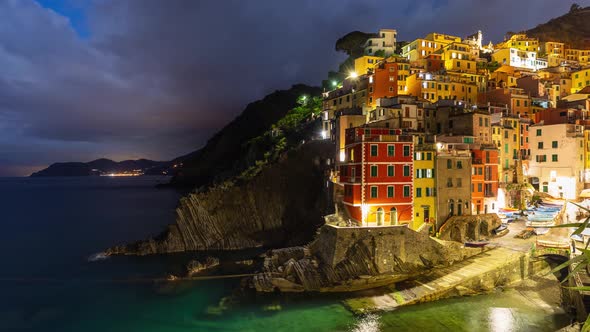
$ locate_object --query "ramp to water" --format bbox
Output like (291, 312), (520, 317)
(345, 247), (550, 314)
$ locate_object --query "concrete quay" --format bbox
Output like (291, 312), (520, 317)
(344, 246), (551, 314)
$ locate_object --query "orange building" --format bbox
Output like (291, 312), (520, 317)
(367, 57), (410, 107)
(471, 147), (499, 215)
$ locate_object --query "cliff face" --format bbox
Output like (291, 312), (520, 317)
(106, 140), (335, 255)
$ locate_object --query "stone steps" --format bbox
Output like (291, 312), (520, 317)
(344, 247), (539, 314)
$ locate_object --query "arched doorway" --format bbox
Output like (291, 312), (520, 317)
(450, 225), (462, 242)
(458, 199), (463, 216)
(390, 207), (398, 226)
(376, 208), (384, 226)
(479, 220), (488, 237)
(449, 199), (454, 216)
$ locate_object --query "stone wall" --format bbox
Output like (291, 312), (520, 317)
(438, 213), (502, 243)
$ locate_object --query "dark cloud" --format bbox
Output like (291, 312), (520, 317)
(0, 0), (586, 175)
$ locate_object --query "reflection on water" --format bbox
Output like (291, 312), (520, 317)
(489, 307), (515, 332)
(351, 314), (380, 332)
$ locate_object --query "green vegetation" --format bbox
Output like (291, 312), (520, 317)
(237, 95), (322, 181)
(526, 3), (590, 48)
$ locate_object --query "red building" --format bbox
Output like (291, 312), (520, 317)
(340, 127), (414, 226)
(471, 147), (499, 214)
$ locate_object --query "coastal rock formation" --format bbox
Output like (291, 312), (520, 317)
(186, 257), (220, 276)
(251, 224), (486, 293)
(106, 140), (334, 255)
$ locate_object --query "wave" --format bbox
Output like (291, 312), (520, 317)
(350, 313), (380, 332)
(88, 252), (109, 262)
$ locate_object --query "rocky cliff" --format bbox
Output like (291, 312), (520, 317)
(106, 140), (335, 255)
(251, 224), (486, 293)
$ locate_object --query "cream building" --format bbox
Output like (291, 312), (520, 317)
(528, 123), (585, 199)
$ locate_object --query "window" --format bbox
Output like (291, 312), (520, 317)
(370, 165), (378, 177)
(403, 165), (410, 177)
(426, 153), (432, 160)
(403, 145), (410, 156)
(403, 185), (410, 197)
(479, 117), (483, 126)
(457, 178), (462, 187)
(536, 129), (542, 136)
(447, 178), (453, 187)
(478, 183), (482, 192)
(457, 161), (463, 169)
(370, 145), (378, 156)
(416, 188), (422, 197)
(447, 159), (452, 169)
(387, 165), (394, 177)
(552, 154), (558, 162)
(387, 145), (395, 156)
(370, 186), (378, 198)
(538, 142), (543, 149)
(415, 152), (422, 160)
(552, 141), (558, 148)
(387, 186), (394, 197)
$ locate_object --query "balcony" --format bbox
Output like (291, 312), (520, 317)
(472, 158), (483, 165)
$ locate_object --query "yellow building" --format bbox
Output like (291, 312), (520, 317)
(413, 141), (436, 231)
(540, 41), (565, 57)
(571, 68), (590, 93)
(584, 129), (590, 183)
(354, 55), (385, 76)
(406, 72), (479, 104)
(491, 48), (546, 71)
(566, 48), (590, 65)
(496, 116), (521, 183)
(402, 33), (461, 62)
(439, 42), (477, 73)
(496, 34), (539, 52)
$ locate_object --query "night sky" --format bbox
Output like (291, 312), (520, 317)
(0, 0), (586, 176)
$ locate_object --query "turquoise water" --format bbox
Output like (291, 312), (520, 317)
(0, 177), (571, 331)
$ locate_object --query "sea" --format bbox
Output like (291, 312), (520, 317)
(0, 176), (572, 331)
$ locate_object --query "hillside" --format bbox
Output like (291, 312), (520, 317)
(30, 158), (168, 177)
(170, 84), (321, 187)
(525, 4), (590, 48)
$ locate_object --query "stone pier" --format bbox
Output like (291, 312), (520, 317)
(345, 246), (551, 314)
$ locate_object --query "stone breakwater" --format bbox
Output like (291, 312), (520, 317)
(106, 141), (335, 255)
(250, 224), (487, 293)
(344, 247), (552, 313)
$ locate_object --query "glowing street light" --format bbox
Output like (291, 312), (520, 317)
(349, 71), (358, 79)
(331, 81), (338, 87)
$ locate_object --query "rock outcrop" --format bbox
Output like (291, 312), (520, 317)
(106, 140), (334, 255)
(251, 224), (486, 293)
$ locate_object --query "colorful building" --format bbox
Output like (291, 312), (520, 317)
(491, 48), (547, 71)
(406, 72), (479, 104)
(367, 57), (410, 107)
(413, 139), (437, 230)
(354, 55), (385, 76)
(434, 142), (472, 230)
(571, 68), (590, 93)
(340, 127), (414, 226)
(528, 123), (584, 199)
(363, 29), (397, 56)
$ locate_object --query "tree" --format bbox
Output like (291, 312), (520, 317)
(570, 3), (581, 12)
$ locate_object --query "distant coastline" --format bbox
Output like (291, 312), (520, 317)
(30, 158), (176, 177)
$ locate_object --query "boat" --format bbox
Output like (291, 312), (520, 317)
(533, 228), (549, 235)
(571, 234), (584, 242)
(465, 241), (489, 248)
(526, 220), (556, 227)
(493, 224), (508, 236)
(497, 213), (507, 219)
